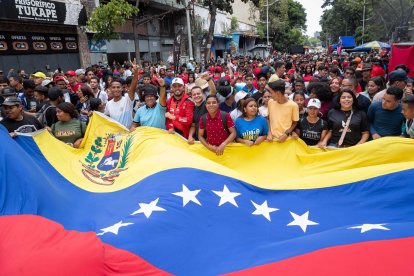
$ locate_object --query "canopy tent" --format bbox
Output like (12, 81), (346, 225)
(349, 41), (391, 52)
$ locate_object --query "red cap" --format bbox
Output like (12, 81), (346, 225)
(54, 76), (66, 82)
(215, 66), (223, 73)
(332, 60), (338, 65)
(65, 70), (76, 76)
(253, 67), (261, 77)
(209, 66), (215, 72)
(287, 69), (296, 74)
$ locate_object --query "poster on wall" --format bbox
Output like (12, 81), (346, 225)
(0, 32), (78, 54)
(0, 0), (87, 26)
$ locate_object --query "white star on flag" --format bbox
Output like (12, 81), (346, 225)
(287, 211), (319, 233)
(172, 184), (202, 206)
(97, 220), (133, 236)
(212, 185), (241, 207)
(251, 200), (279, 221)
(348, 223), (390, 233)
(131, 198), (166, 218)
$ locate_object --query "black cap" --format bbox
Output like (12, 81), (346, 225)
(142, 86), (158, 99)
(218, 77), (230, 87)
(1, 87), (16, 97)
(1, 96), (22, 106)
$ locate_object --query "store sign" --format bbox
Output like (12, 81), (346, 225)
(0, 0), (87, 26)
(0, 32), (79, 54)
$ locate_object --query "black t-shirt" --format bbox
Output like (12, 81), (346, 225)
(327, 109), (369, 147)
(192, 101), (207, 140)
(297, 117), (328, 146)
(1, 114), (43, 133)
(358, 78), (368, 92)
(252, 91), (264, 105)
(39, 103), (58, 127)
(219, 101), (236, 113)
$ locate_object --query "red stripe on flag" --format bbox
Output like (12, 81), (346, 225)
(0, 215), (172, 276)
(227, 237), (414, 276)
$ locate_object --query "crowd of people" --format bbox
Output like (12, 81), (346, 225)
(1, 51), (413, 154)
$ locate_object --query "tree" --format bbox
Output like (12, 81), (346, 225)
(320, 0), (414, 45)
(201, 0), (260, 61)
(87, 0), (139, 41)
(259, 0), (307, 51)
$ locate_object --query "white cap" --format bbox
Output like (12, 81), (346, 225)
(235, 91), (248, 105)
(75, 69), (85, 75)
(307, 98), (321, 109)
(41, 79), (54, 87)
(171, 77), (184, 86)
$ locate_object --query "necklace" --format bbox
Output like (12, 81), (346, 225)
(305, 117), (319, 131)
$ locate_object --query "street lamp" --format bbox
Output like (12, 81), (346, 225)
(265, 0), (277, 49)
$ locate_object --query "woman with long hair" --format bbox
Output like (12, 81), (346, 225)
(302, 65), (313, 82)
(51, 102), (86, 148)
(360, 76), (386, 101)
(320, 89), (369, 148)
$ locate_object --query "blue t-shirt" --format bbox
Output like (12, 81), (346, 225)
(235, 115), (268, 142)
(367, 101), (404, 137)
(133, 101), (166, 129)
(164, 76), (174, 86)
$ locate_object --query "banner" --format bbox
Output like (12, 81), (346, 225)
(172, 29), (182, 76)
(389, 44), (414, 78)
(1, 113), (414, 275)
(0, 32), (78, 55)
(0, 0), (87, 26)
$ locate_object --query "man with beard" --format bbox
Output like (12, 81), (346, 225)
(166, 77), (194, 138)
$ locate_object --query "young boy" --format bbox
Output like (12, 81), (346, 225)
(402, 95), (414, 138)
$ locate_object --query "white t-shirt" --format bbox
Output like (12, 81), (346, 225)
(95, 90), (108, 104)
(104, 95), (133, 128)
(230, 109), (242, 122)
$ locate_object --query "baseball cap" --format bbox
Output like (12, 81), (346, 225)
(65, 70), (76, 77)
(361, 63), (372, 71)
(218, 77), (230, 87)
(31, 72), (47, 79)
(307, 98), (321, 109)
(1, 87), (17, 97)
(234, 91), (248, 105)
(1, 96), (22, 106)
(389, 70), (408, 82)
(217, 86), (234, 99)
(42, 79), (54, 87)
(75, 69), (85, 76)
(171, 77), (184, 86)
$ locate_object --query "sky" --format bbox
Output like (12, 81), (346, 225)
(296, 0), (325, 37)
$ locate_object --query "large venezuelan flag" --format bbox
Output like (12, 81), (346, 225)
(1, 112), (414, 275)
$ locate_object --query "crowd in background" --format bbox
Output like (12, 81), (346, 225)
(1, 51), (413, 154)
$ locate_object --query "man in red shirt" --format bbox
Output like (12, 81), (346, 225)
(166, 77), (194, 138)
(65, 70), (82, 93)
(198, 95), (236, 155)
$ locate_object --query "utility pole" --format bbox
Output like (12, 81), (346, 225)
(133, 0), (140, 63)
(185, 0), (193, 59)
(362, 0), (366, 44)
(264, 0), (277, 54)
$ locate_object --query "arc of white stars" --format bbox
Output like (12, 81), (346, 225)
(172, 184), (202, 206)
(287, 211), (319, 233)
(130, 198), (166, 218)
(97, 220), (133, 236)
(348, 223), (390, 233)
(251, 200), (279, 221)
(212, 185), (241, 207)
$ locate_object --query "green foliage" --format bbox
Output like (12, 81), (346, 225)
(320, 0), (414, 44)
(256, 22), (265, 39)
(119, 135), (134, 169)
(87, 0), (139, 41)
(259, 0), (307, 51)
(230, 17), (239, 32)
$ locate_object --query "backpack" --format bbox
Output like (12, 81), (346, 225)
(202, 111), (230, 135)
(36, 104), (55, 126)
